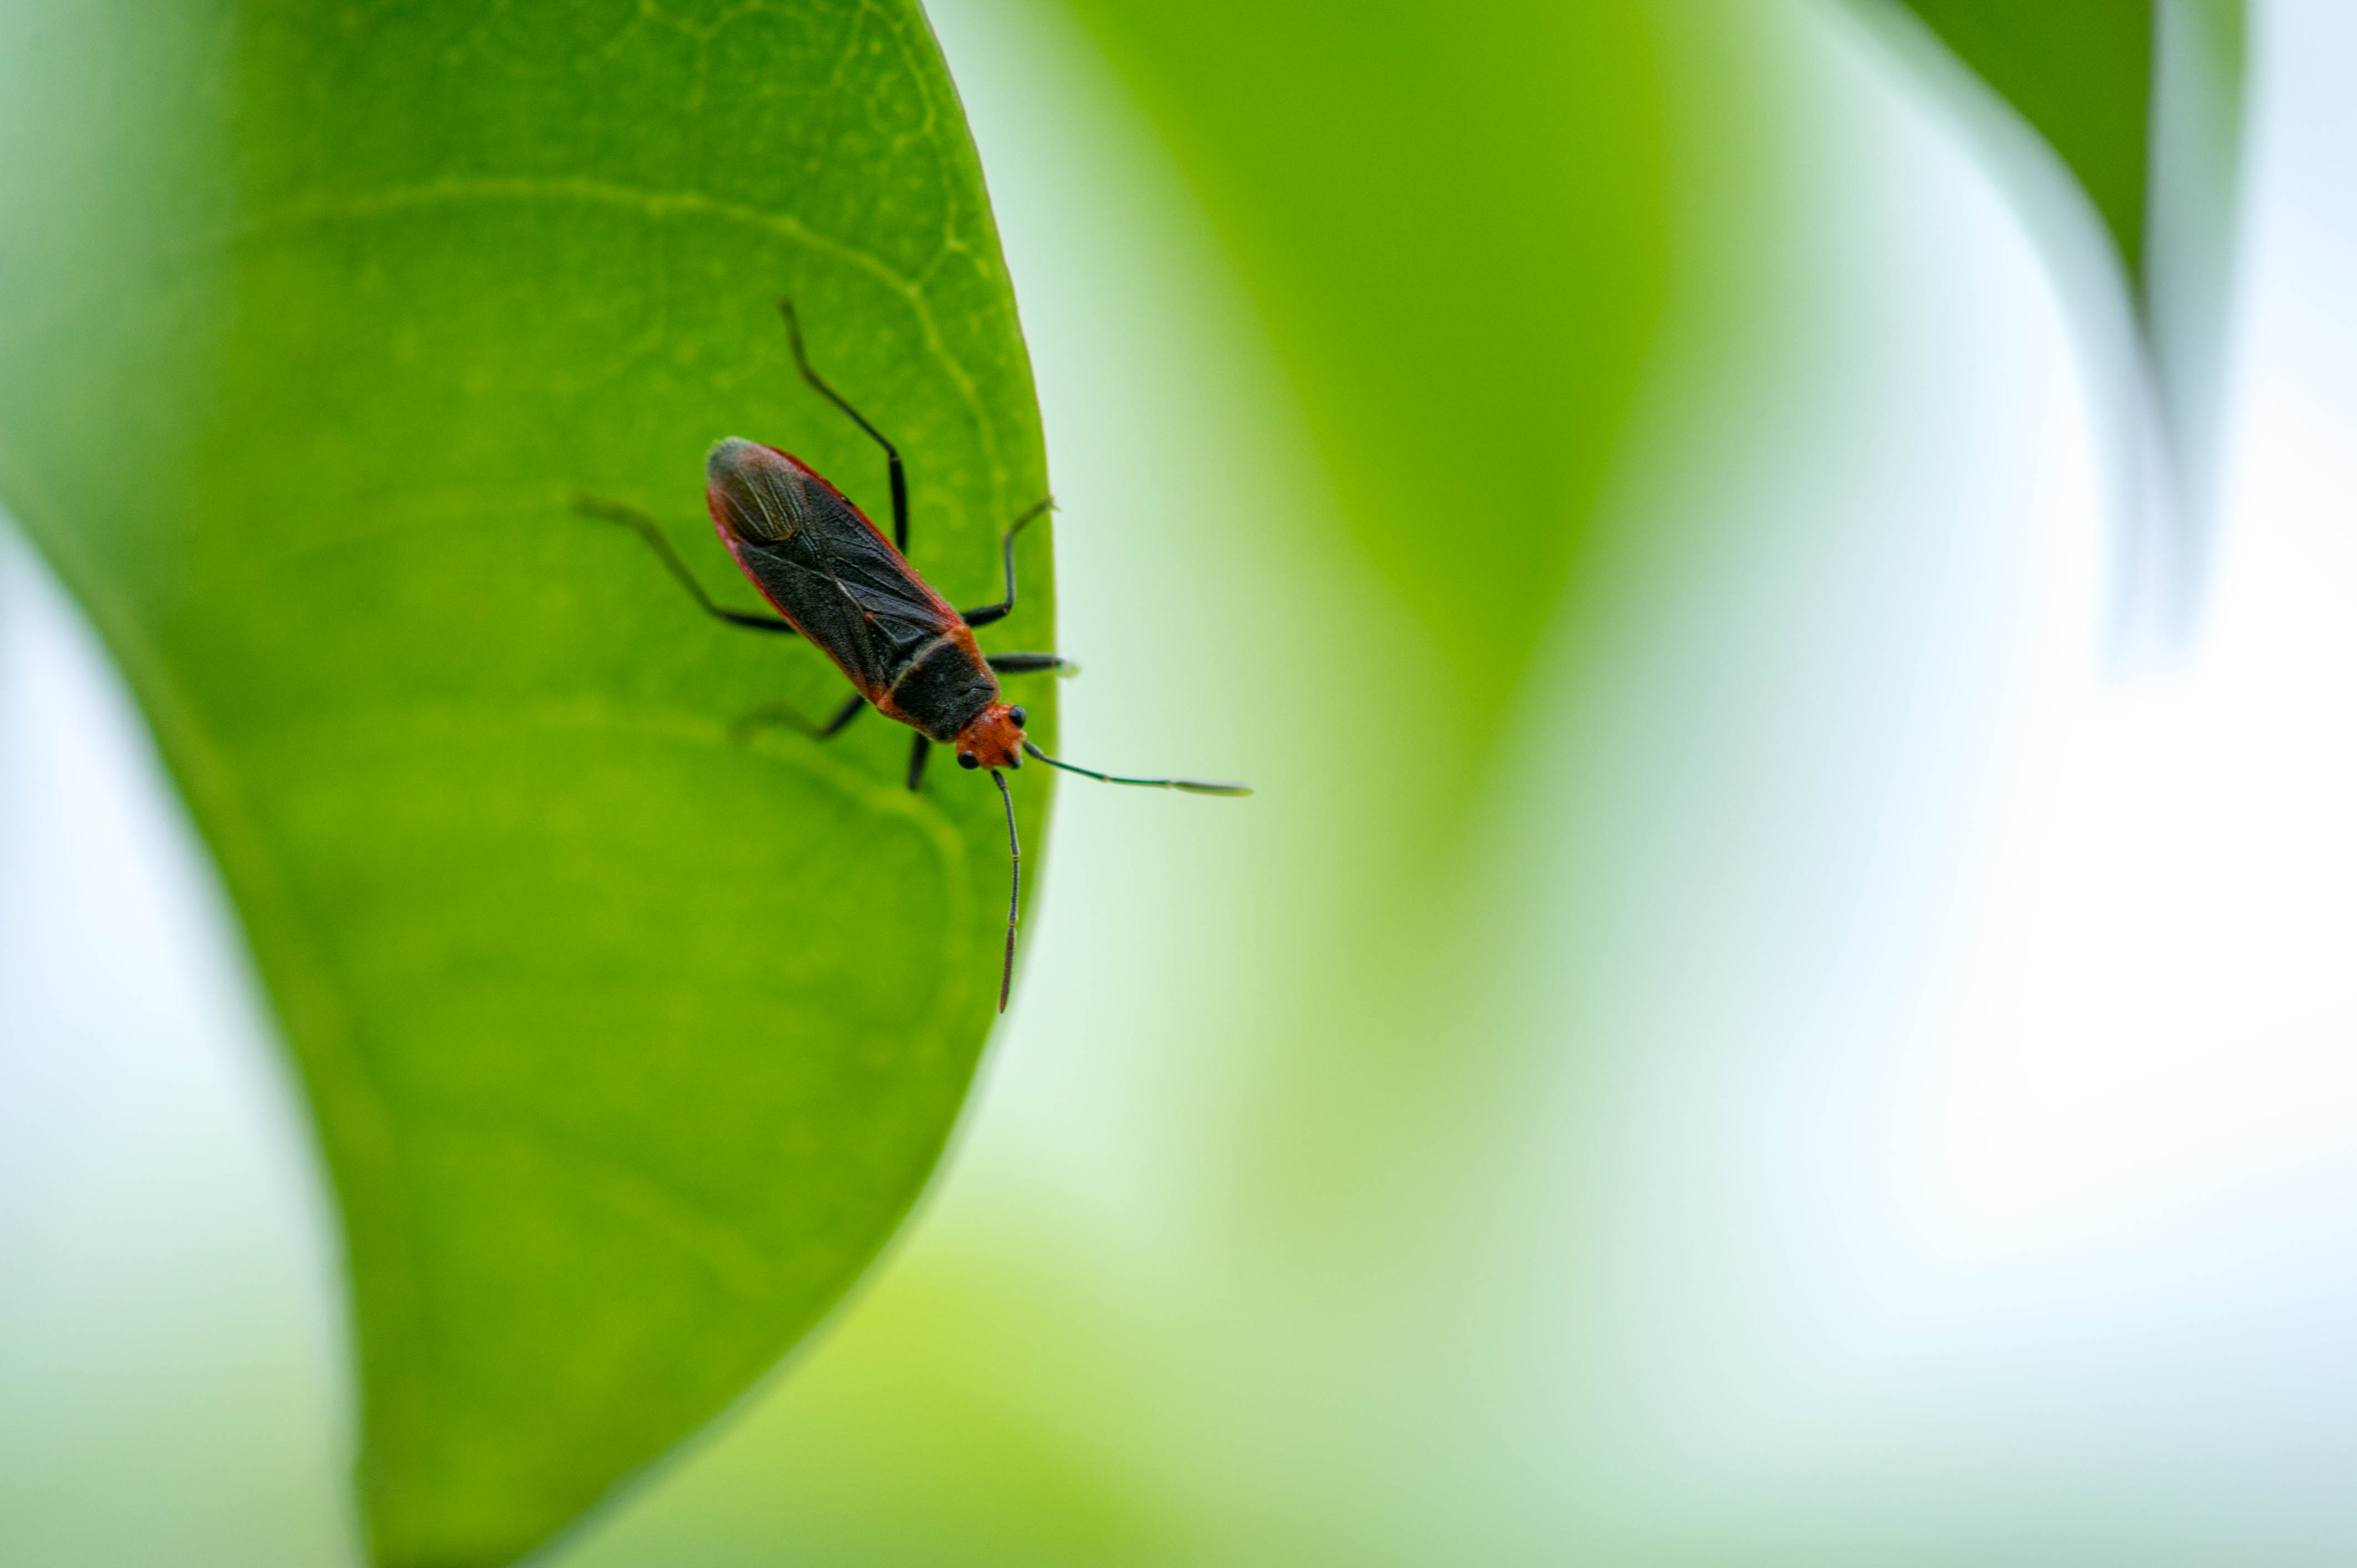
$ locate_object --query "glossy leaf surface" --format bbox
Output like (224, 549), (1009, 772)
(0, 1), (1051, 1563)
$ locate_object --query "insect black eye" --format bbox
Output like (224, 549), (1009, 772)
(958, 751), (979, 770)
(1008, 706), (1027, 728)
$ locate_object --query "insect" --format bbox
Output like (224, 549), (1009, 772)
(580, 300), (1248, 1013)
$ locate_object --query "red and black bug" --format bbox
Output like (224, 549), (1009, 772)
(581, 300), (1247, 1012)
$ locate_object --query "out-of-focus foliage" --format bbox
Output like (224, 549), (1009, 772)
(1877, 1), (2245, 314)
(1057, 0), (1672, 741)
(1867, 0), (2247, 642)
(0, 1), (1048, 1563)
(1889, 0), (2157, 282)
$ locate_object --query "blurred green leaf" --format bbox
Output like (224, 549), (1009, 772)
(1890, 0), (2157, 284)
(1053, 0), (1671, 737)
(0, 1), (1048, 1564)
(1867, 0), (2246, 639)
(1870, 2), (2246, 326)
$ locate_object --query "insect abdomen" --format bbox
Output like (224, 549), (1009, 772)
(884, 632), (999, 741)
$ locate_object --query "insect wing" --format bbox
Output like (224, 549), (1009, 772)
(717, 456), (961, 700)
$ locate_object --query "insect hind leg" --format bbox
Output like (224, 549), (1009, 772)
(779, 299), (910, 553)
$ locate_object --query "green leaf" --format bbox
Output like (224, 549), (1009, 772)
(1867, 0), (2246, 351)
(0, 1), (1048, 1564)
(1886, 0), (2158, 285)
(1053, 0), (1671, 738)
(1861, 1), (2247, 640)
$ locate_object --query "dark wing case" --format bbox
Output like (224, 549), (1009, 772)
(721, 469), (960, 701)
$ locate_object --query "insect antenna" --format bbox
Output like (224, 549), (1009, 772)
(1020, 741), (1252, 796)
(992, 769), (1020, 1013)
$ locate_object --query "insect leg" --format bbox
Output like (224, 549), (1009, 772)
(985, 652), (1079, 676)
(576, 494), (800, 635)
(960, 498), (1052, 628)
(1020, 740), (1251, 796)
(956, 497), (1051, 627)
(906, 732), (932, 793)
(779, 299), (910, 553)
(992, 768), (1020, 1012)
(730, 693), (867, 745)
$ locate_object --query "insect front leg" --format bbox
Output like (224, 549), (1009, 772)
(576, 494), (801, 635)
(730, 692), (867, 746)
(960, 498), (1052, 628)
(906, 733), (932, 793)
